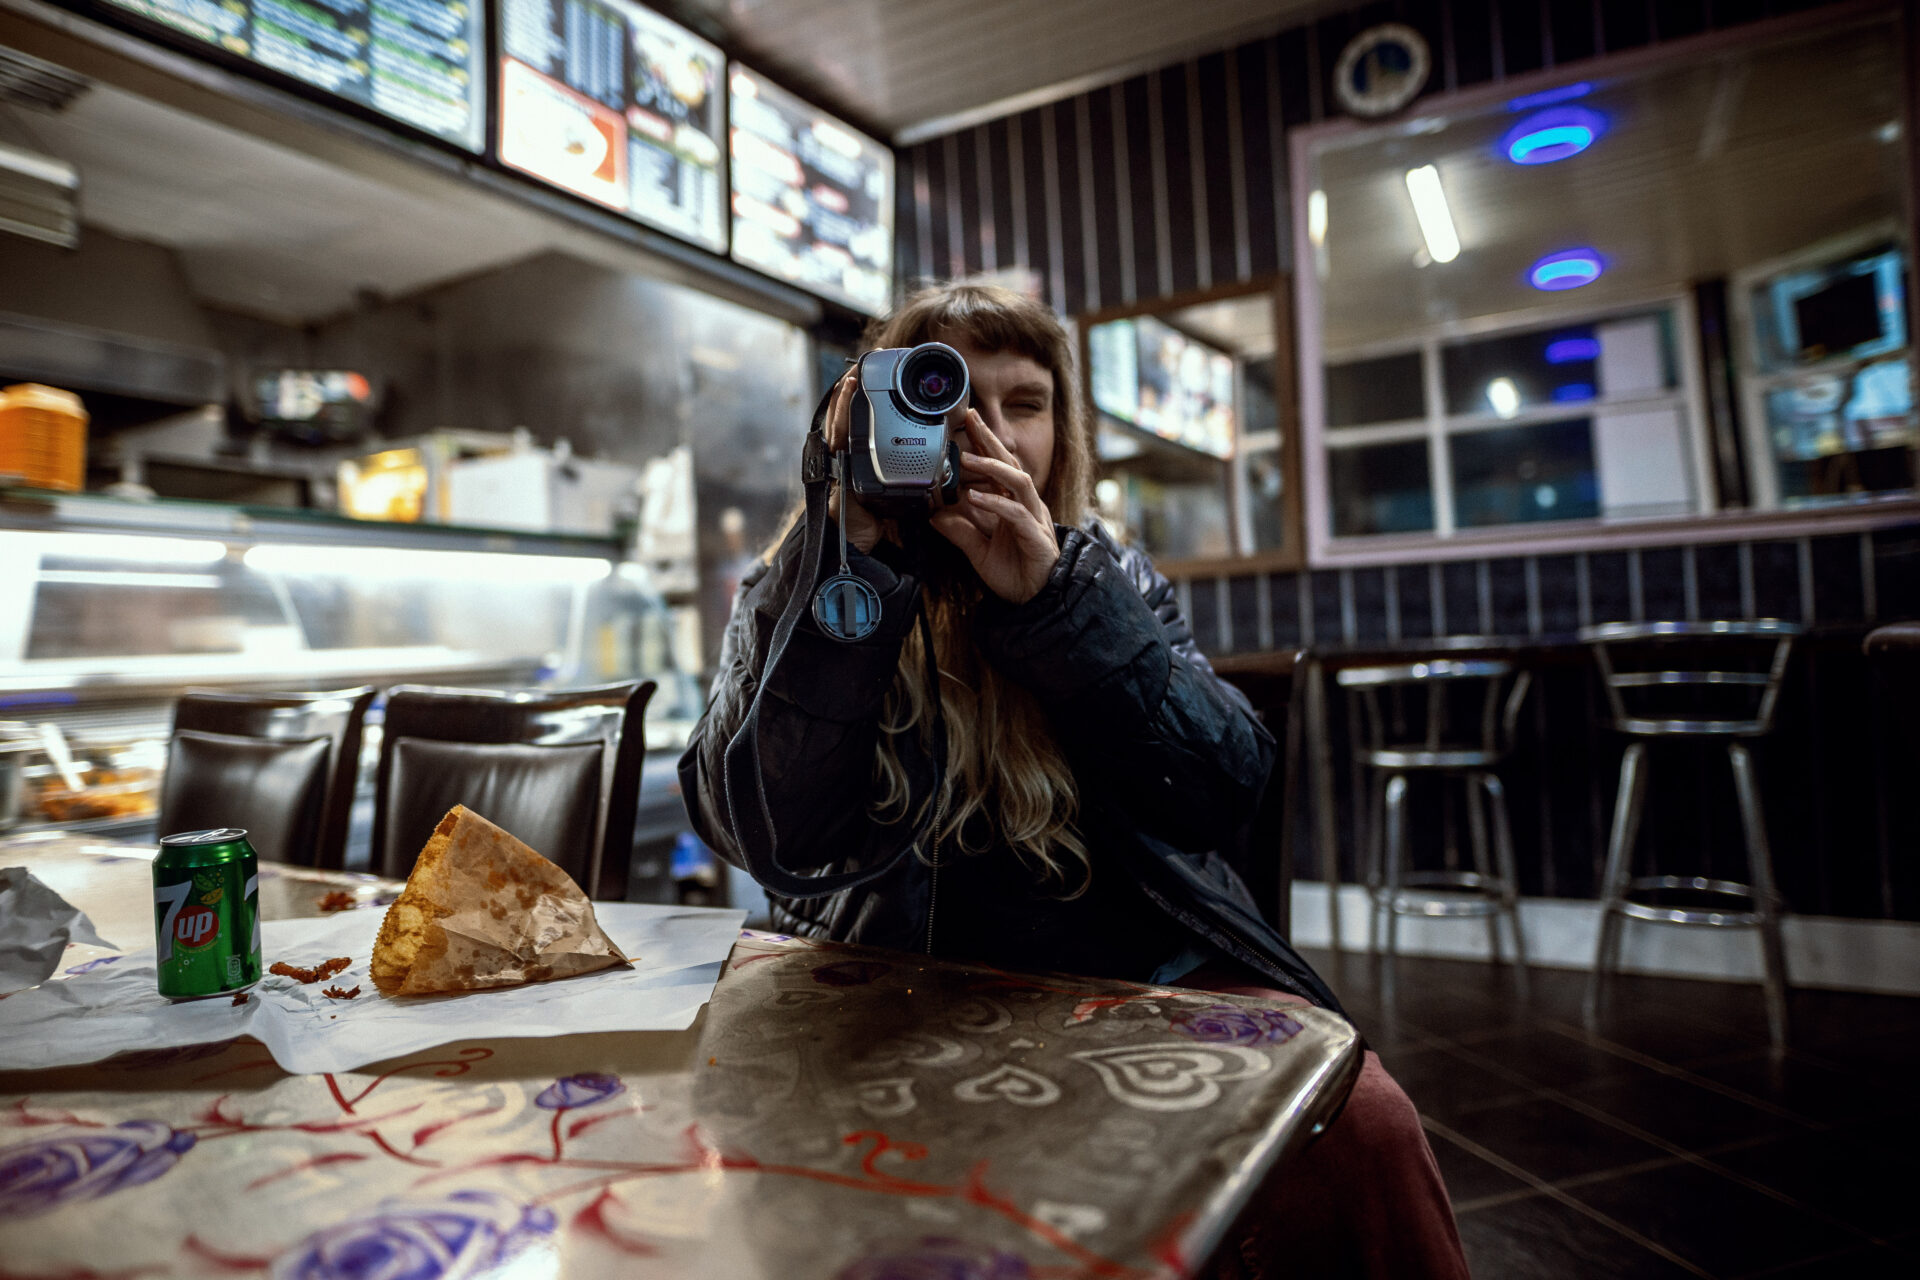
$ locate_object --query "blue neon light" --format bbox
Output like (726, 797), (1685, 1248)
(1507, 82), (1594, 111)
(1551, 382), (1596, 402)
(1502, 107), (1607, 164)
(1544, 337), (1600, 364)
(1530, 250), (1605, 291)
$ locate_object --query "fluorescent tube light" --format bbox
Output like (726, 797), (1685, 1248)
(244, 544), (613, 583)
(1403, 165), (1460, 264)
(1308, 189), (1328, 247)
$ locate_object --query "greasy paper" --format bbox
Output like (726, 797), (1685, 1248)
(371, 806), (628, 995)
(0, 867), (113, 994)
(0, 902), (745, 1074)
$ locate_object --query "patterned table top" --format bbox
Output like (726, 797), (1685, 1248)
(0, 838), (1360, 1279)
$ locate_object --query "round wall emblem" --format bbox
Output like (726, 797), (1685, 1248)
(1333, 23), (1432, 119)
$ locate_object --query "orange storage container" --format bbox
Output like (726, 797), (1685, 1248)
(0, 383), (89, 492)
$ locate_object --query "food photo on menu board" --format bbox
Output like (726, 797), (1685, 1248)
(497, 0), (726, 252)
(728, 64), (893, 315)
(98, 0), (485, 150)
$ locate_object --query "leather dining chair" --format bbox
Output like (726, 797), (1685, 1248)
(159, 687), (377, 869)
(371, 682), (655, 900)
(1211, 649), (1307, 940)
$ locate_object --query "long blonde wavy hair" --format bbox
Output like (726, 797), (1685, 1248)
(792, 283), (1097, 894)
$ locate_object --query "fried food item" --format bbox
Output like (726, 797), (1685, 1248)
(317, 891), (356, 913)
(270, 956), (351, 984)
(231, 991), (250, 1006)
(369, 806), (629, 997)
(323, 985), (360, 1000)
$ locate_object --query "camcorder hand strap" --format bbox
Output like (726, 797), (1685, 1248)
(720, 378), (949, 900)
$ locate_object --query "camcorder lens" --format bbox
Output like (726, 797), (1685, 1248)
(901, 348), (966, 414)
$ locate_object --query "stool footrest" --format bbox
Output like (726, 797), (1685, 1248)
(1374, 870), (1514, 918)
(1612, 875), (1772, 928)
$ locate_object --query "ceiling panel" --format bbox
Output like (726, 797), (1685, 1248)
(682, 0), (1333, 139)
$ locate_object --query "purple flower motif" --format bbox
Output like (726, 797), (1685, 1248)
(838, 1237), (1030, 1280)
(533, 1072), (624, 1111)
(0, 1120), (196, 1219)
(271, 1190), (556, 1280)
(64, 956), (121, 974)
(1171, 1004), (1304, 1047)
(812, 960), (892, 987)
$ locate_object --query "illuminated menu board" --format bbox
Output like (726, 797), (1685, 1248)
(728, 64), (892, 315)
(497, 0), (726, 252)
(100, 0), (484, 151)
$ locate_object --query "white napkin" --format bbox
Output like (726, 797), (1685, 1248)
(0, 866), (115, 994)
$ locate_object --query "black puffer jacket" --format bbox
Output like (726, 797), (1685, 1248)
(678, 512), (1340, 1011)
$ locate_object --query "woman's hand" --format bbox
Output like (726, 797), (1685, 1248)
(822, 371), (883, 554)
(930, 409), (1060, 604)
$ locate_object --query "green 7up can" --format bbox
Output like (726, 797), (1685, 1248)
(153, 828), (262, 999)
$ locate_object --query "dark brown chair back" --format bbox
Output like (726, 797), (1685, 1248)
(372, 682), (655, 899)
(161, 687), (377, 869)
(1211, 650), (1305, 940)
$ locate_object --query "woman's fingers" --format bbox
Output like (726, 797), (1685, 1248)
(824, 370), (858, 451)
(959, 451), (1046, 520)
(929, 508), (989, 558)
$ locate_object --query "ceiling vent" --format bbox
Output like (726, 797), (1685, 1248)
(0, 45), (91, 113)
(0, 140), (79, 248)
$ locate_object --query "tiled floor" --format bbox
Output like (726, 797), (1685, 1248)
(1295, 947), (1920, 1279)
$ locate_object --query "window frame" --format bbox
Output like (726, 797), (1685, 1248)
(1321, 293), (1716, 540)
(1076, 275), (1308, 576)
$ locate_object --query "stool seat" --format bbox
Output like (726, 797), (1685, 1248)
(1616, 717), (1770, 737)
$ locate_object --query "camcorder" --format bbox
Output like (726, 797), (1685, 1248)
(844, 342), (970, 517)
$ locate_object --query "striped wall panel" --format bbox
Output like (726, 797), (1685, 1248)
(896, 0), (1841, 309)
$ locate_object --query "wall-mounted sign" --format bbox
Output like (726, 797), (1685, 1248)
(728, 63), (892, 316)
(101, 0), (485, 151)
(497, 0), (727, 252)
(1333, 23), (1431, 119)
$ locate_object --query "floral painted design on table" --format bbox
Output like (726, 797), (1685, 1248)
(271, 1190), (555, 1280)
(0, 1119), (195, 1218)
(0, 929), (1358, 1279)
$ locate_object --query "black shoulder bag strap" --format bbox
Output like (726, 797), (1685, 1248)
(719, 379), (948, 899)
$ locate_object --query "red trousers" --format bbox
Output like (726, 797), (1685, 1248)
(1185, 965), (1472, 1280)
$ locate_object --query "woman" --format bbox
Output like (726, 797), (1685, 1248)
(680, 283), (1469, 1279)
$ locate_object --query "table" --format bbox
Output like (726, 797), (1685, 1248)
(0, 838), (1361, 1279)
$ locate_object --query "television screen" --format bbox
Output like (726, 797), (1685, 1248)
(1757, 244), (1907, 370)
(1088, 315), (1237, 459)
(728, 64), (892, 315)
(254, 369), (375, 445)
(1793, 272), (1882, 361)
(100, 0), (485, 151)
(497, 0), (727, 251)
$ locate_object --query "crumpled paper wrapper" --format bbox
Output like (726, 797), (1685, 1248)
(0, 866), (114, 994)
(370, 806), (630, 996)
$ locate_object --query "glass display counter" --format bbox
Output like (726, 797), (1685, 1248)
(0, 487), (706, 840)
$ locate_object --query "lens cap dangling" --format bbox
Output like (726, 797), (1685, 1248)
(812, 572), (882, 641)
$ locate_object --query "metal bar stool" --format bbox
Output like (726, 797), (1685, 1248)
(1337, 658), (1532, 994)
(1580, 620), (1799, 1045)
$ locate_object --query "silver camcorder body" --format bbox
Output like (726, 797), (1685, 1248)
(847, 342), (969, 517)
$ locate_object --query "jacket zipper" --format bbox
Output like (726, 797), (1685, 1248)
(923, 792), (949, 954)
